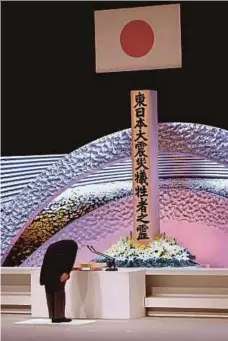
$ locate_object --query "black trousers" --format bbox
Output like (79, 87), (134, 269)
(45, 283), (66, 320)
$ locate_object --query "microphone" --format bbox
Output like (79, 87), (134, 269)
(87, 245), (118, 271)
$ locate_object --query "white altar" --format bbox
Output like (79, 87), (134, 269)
(1, 267), (228, 318)
(31, 268), (146, 319)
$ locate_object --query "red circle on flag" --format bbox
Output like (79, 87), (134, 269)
(120, 20), (154, 58)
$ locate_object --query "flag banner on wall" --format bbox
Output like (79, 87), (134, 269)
(131, 90), (160, 244)
(94, 4), (182, 73)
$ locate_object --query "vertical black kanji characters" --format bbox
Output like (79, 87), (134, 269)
(133, 92), (150, 241)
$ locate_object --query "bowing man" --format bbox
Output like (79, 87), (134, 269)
(40, 239), (78, 323)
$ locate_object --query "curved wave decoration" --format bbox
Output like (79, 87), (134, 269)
(21, 181), (228, 268)
(1, 123), (228, 266)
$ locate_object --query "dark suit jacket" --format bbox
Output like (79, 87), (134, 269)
(40, 240), (78, 289)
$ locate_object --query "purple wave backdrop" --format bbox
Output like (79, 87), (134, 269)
(22, 188), (228, 268)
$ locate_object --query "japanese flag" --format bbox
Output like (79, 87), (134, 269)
(94, 4), (182, 73)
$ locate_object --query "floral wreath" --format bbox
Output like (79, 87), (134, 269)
(91, 233), (197, 268)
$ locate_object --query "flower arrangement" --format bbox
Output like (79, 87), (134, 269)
(91, 233), (197, 268)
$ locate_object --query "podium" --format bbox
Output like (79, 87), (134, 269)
(31, 268), (146, 319)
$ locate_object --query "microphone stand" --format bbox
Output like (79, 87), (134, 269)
(87, 245), (118, 271)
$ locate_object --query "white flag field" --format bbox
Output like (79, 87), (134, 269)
(94, 4), (182, 73)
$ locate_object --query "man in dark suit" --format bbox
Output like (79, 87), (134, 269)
(40, 240), (78, 323)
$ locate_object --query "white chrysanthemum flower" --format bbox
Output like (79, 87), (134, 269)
(93, 234), (195, 266)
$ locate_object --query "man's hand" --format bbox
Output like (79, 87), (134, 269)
(60, 273), (69, 282)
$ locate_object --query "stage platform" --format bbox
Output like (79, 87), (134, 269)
(1, 267), (228, 318)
